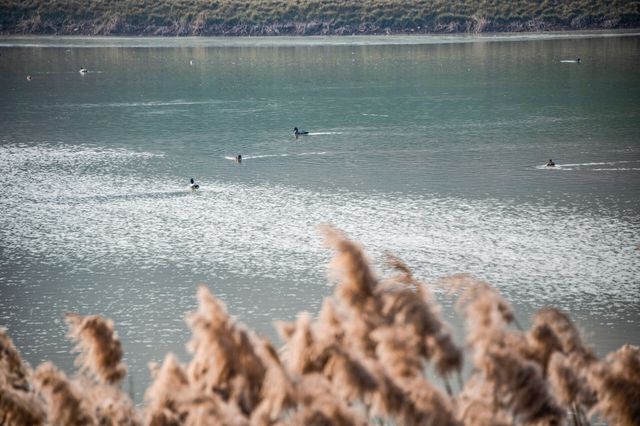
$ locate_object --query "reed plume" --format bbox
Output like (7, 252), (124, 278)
(587, 344), (640, 426)
(79, 376), (142, 426)
(452, 276), (565, 425)
(533, 308), (596, 367)
(180, 393), (249, 426)
(383, 254), (463, 376)
(0, 383), (46, 426)
(524, 323), (563, 376)
(457, 373), (511, 426)
(277, 312), (327, 375)
(33, 361), (95, 426)
(0, 327), (30, 391)
(249, 338), (296, 425)
(288, 373), (367, 426)
(321, 346), (378, 404)
(451, 274), (515, 345)
(548, 352), (583, 407)
(0, 327), (46, 426)
(278, 311), (377, 407)
(482, 347), (565, 425)
(315, 298), (345, 345)
(321, 227), (460, 425)
(65, 313), (127, 385)
(185, 285), (266, 416)
(145, 354), (189, 426)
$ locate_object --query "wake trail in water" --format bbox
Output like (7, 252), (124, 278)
(70, 99), (221, 109)
(224, 152), (328, 161)
(306, 132), (343, 136)
(592, 168), (640, 171)
(536, 160), (640, 170)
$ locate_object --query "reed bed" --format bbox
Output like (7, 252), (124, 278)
(1, 226), (638, 425)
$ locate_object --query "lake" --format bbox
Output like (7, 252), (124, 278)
(1, 33), (639, 401)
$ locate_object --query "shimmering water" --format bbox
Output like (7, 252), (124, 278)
(1, 33), (639, 401)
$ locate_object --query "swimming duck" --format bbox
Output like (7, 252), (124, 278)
(294, 127), (309, 138)
(79, 67), (88, 74)
(189, 178), (200, 190)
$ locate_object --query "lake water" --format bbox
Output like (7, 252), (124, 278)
(1, 33), (639, 401)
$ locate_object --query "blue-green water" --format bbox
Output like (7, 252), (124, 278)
(1, 33), (639, 401)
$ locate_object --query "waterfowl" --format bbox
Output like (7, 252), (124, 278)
(189, 178), (200, 190)
(79, 67), (88, 74)
(294, 127), (309, 138)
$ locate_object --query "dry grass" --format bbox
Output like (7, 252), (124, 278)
(1, 225), (639, 425)
(1, 0), (638, 35)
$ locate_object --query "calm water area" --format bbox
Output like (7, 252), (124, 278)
(1, 32), (639, 401)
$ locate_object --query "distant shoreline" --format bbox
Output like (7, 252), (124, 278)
(1, 29), (639, 42)
(1, 30), (638, 45)
(2, 0), (639, 38)
(2, 31), (639, 50)
(3, 22), (640, 37)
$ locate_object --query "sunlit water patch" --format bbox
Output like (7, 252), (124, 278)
(2, 143), (638, 311)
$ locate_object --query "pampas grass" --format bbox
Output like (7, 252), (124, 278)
(1, 226), (638, 425)
(65, 313), (127, 385)
(33, 362), (95, 426)
(587, 344), (640, 426)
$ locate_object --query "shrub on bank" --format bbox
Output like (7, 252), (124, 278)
(1, 0), (639, 35)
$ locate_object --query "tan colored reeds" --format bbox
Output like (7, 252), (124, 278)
(287, 373), (367, 426)
(1, 226), (638, 426)
(0, 327), (46, 426)
(587, 344), (640, 426)
(33, 362), (95, 426)
(65, 313), (127, 385)
(185, 285), (265, 416)
(145, 354), (190, 425)
(533, 308), (596, 368)
(249, 339), (296, 425)
(0, 327), (30, 391)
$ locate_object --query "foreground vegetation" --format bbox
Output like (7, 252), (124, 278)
(1, 226), (639, 425)
(1, 0), (639, 36)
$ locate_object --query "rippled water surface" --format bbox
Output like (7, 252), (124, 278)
(1, 34), (639, 401)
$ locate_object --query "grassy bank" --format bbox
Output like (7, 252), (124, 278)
(1, 0), (639, 36)
(1, 226), (639, 425)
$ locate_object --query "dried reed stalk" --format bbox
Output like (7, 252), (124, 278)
(185, 285), (266, 416)
(33, 362), (95, 426)
(249, 338), (296, 425)
(2, 227), (638, 426)
(288, 373), (367, 426)
(0, 381), (46, 426)
(457, 373), (511, 426)
(78, 376), (141, 426)
(0, 327), (30, 391)
(65, 313), (127, 385)
(533, 308), (596, 368)
(587, 344), (640, 426)
(145, 354), (189, 425)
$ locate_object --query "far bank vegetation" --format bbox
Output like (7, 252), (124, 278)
(1, 226), (639, 425)
(1, 0), (639, 36)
